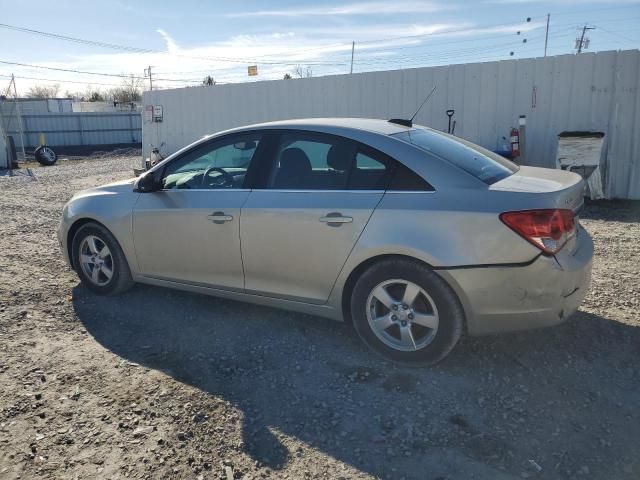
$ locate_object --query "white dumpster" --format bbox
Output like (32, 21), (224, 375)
(555, 132), (606, 200)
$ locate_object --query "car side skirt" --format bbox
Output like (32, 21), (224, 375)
(135, 275), (343, 321)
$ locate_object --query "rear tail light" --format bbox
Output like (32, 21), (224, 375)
(499, 209), (576, 255)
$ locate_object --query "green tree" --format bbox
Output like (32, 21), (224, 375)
(88, 90), (105, 102)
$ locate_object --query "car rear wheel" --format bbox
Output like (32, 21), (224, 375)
(71, 223), (134, 295)
(351, 258), (464, 365)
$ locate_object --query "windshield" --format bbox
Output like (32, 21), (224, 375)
(392, 128), (518, 185)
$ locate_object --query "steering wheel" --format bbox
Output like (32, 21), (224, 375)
(202, 166), (235, 188)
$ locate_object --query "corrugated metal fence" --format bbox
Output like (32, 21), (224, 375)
(1, 111), (142, 149)
(142, 49), (640, 199)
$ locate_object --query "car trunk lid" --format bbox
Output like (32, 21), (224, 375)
(490, 166), (585, 212)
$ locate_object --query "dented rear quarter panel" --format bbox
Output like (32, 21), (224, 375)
(444, 226), (593, 335)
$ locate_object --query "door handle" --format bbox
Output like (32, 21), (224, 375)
(320, 212), (353, 225)
(208, 212), (233, 224)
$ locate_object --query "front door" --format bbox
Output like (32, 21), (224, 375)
(133, 132), (262, 290)
(240, 131), (394, 303)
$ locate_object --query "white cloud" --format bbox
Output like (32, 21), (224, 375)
(227, 1), (451, 17)
(6, 20), (544, 94)
(300, 22), (464, 40)
(156, 29), (179, 53)
(487, 0), (640, 3)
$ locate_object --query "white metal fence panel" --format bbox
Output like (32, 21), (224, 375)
(143, 49), (640, 199)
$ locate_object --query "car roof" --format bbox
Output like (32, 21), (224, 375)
(230, 118), (413, 136)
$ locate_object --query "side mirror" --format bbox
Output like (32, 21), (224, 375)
(134, 172), (159, 193)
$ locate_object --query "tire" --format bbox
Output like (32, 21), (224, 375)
(71, 223), (134, 295)
(34, 145), (57, 166)
(350, 258), (464, 365)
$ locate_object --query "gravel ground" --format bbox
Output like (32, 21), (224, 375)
(1, 157), (639, 480)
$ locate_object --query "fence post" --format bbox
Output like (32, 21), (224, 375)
(77, 115), (84, 145)
(21, 115), (29, 153)
(128, 113), (135, 143)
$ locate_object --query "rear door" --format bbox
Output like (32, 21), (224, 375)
(240, 131), (395, 304)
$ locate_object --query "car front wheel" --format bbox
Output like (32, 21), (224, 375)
(351, 258), (464, 365)
(71, 223), (134, 295)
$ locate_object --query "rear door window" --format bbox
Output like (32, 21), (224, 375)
(393, 128), (518, 185)
(348, 148), (394, 190)
(266, 132), (357, 190)
(388, 163), (434, 191)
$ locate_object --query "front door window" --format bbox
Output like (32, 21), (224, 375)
(161, 134), (261, 190)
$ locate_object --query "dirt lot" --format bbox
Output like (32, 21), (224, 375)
(1, 157), (639, 480)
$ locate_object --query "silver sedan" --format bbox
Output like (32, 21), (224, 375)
(58, 118), (593, 364)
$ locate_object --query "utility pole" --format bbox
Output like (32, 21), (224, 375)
(576, 25), (595, 53)
(10, 74), (26, 161)
(144, 66), (153, 90)
(544, 14), (550, 57)
(350, 41), (355, 74)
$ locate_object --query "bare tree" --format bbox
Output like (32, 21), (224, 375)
(26, 84), (60, 98)
(108, 75), (143, 103)
(293, 65), (313, 78)
(283, 73), (292, 80)
(64, 89), (79, 100)
(202, 75), (216, 86)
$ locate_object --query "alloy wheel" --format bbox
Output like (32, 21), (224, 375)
(79, 235), (114, 286)
(41, 147), (56, 163)
(366, 279), (439, 352)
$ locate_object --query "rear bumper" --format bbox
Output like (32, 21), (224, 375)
(443, 226), (593, 335)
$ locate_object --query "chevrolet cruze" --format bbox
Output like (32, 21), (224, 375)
(58, 118), (593, 364)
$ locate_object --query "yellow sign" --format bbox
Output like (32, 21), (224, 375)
(248, 65), (258, 76)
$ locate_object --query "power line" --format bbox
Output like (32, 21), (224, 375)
(0, 59), (198, 83)
(351, 31), (572, 67)
(250, 17), (551, 61)
(345, 14), (629, 59)
(595, 26), (639, 46)
(262, 11), (640, 63)
(194, 5), (640, 62)
(545, 3), (640, 18)
(1, 14), (633, 91)
(155, 30), (546, 76)
(0, 18), (551, 66)
(156, 30), (573, 82)
(0, 73), (125, 87)
(0, 6), (636, 74)
(252, 18), (584, 64)
(0, 22), (346, 66)
(0, 23), (151, 53)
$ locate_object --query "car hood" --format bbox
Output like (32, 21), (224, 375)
(73, 178), (137, 199)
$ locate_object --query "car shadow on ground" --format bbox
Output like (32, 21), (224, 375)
(74, 283), (640, 479)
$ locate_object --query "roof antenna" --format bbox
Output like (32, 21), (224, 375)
(389, 85), (437, 128)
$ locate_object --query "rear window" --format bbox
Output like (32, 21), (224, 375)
(392, 128), (518, 185)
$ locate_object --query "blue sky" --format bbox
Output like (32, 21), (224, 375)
(0, 0), (639, 95)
